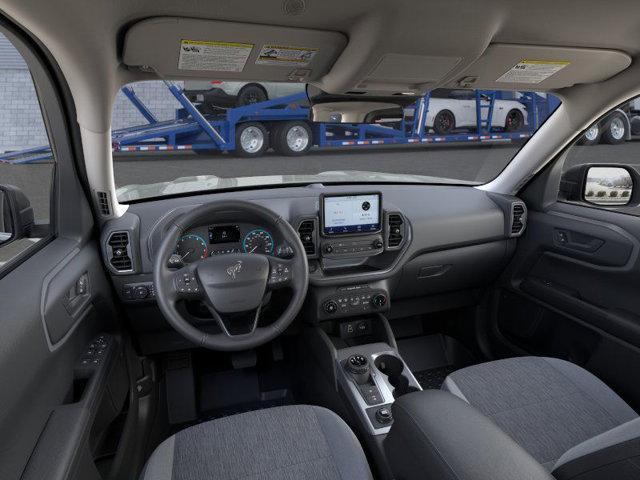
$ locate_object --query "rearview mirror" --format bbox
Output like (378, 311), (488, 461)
(306, 85), (417, 124)
(584, 167), (633, 206)
(0, 185), (34, 246)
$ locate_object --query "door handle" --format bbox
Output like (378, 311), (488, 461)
(554, 229), (604, 253)
(63, 272), (91, 317)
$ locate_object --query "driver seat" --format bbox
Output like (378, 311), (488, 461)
(140, 405), (373, 480)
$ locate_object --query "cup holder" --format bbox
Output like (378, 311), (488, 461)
(374, 354), (419, 398)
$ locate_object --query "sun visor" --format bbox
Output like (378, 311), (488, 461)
(355, 54), (462, 92)
(446, 43), (631, 91)
(122, 17), (347, 82)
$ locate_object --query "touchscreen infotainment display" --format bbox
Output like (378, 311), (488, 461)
(322, 193), (381, 235)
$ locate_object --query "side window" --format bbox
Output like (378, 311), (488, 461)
(0, 32), (54, 269)
(560, 96), (640, 215)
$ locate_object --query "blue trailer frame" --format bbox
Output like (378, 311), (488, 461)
(113, 84), (557, 153)
(311, 90), (559, 148)
(1, 82), (560, 163)
(113, 84), (310, 153)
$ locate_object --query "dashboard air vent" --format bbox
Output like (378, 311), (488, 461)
(96, 191), (111, 216)
(387, 213), (404, 248)
(511, 203), (527, 236)
(107, 231), (133, 271)
(298, 220), (316, 256)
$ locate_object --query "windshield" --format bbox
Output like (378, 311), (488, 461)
(110, 81), (560, 202)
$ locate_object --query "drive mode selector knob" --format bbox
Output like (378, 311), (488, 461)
(345, 354), (371, 386)
(346, 354), (369, 375)
(372, 294), (387, 308)
(346, 354), (371, 385)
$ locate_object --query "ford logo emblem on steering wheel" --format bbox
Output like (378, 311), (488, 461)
(226, 260), (243, 280)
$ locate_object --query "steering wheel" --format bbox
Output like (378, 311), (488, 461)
(153, 200), (309, 351)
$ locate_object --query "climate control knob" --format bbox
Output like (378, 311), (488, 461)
(372, 294), (387, 309)
(324, 244), (334, 254)
(324, 300), (338, 314)
(373, 239), (384, 249)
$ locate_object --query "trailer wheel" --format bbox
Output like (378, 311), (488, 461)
(580, 124), (601, 145)
(236, 84), (268, 106)
(433, 110), (455, 134)
(272, 121), (313, 156)
(235, 122), (269, 157)
(631, 116), (640, 136)
(601, 113), (626, 145)
(504, 109), (524, 132)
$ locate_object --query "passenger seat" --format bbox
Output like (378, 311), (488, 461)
(443, 357), (640, 478)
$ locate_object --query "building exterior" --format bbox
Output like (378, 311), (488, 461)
(0, 34), (182, 153)
(0, 33), (48, 152)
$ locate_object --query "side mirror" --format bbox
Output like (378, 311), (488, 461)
(584, 166), (633, 206)
(0, 185), (34, 246)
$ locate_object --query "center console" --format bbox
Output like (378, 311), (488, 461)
(337, 343), (422, 435)
(300, 191), (416, 478)
(299, 192), (408, 326)
(301, 192), (418, 438)
(302, 314), (422, 479)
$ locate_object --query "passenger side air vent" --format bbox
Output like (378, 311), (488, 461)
(107, 231), (133, 272)
(297, 219), (317, 256)
(510, 203), (527, 236)
(387, 213), (405, 249)
(96, 191), (111, 216)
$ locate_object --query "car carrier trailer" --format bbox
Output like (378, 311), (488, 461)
(580, 97), (640, 145)
(1, 82), (559, 164)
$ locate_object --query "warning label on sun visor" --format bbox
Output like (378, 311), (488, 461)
(256, 45), (318, 66)
(178, 40), (253, 72)
(496, 60), (570, 84)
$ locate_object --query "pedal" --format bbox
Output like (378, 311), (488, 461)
(271, 340), (284, 362)
(231, 350), (257, 369)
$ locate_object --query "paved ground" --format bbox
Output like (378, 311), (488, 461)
(112, 140), (640, 191)
(112, 142), (521, 188)
(2, 140), (640, 223)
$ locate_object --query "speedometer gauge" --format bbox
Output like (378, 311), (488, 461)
(243, 229), (274, 255)
(176, 234), (208, 263)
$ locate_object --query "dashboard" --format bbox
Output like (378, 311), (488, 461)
(100, 183), (527, 354)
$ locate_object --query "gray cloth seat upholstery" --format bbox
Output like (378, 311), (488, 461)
(443, 356), (639, 473)
(140, 404), (373, 480)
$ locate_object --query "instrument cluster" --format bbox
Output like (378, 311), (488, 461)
(171, 224), (283, 266)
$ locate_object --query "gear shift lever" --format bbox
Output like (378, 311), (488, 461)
(345, 354), (371, 384)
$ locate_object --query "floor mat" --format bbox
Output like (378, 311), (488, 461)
(397, 334), (478, 389)
(413, 365), (457, 389)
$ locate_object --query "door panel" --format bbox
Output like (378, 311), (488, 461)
(528, 210), (637, 266)
(507, 203), (640, 327)
(0, 237), (121, 479)
(493, 201), (640, 409)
